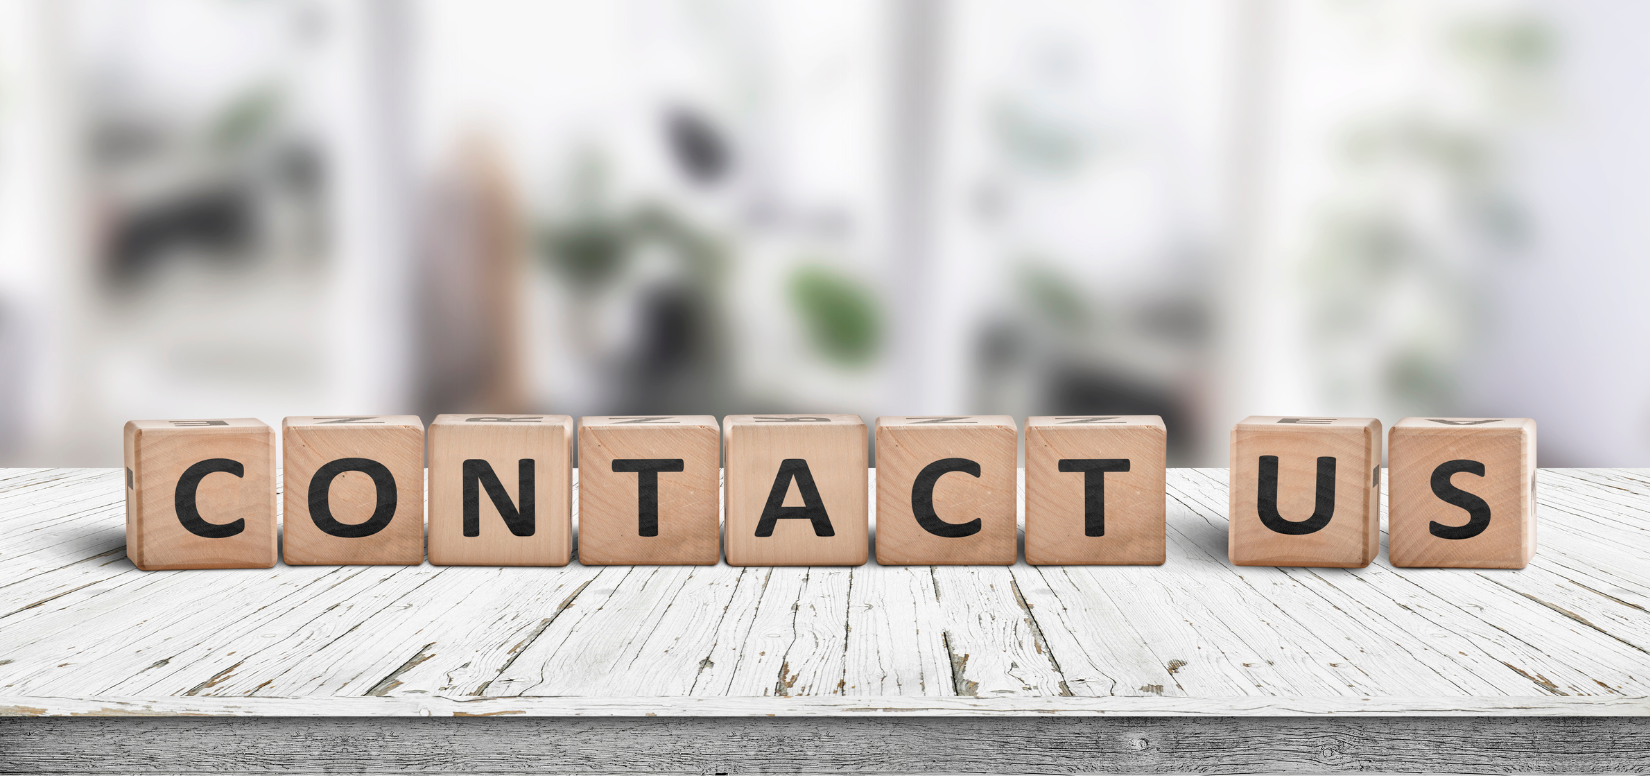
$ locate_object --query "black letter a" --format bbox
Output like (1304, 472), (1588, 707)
(754, 459), (835, 537)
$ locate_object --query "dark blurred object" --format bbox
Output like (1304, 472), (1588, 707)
(665, 106), (733, 186)
(106, 183), (255, 283)
(417, 138), (529, 417)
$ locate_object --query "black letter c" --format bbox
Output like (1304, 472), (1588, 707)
(912, 458), (982, 538)
(174, 458), (246, 538)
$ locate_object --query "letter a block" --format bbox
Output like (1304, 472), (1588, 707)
(1024, 416), (1166, 565)
(1389, 417), (1536, 568)
(428, 415), (573, 566)
(724, 414), (867, 566)
(123, 419), (277, 570)
(282, 416), (426, 566)
(875, 416), (1018, 566)
(1230, 416), (1381, 568)
(577, 416), (720, 565)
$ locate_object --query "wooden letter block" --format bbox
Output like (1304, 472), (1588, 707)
(428, 414), (573, 566)
(1389, 417), (1536, 569)
(123, 418), (276, 570)
(282, 416), (425, 566)
(1229, 416), (1381, 568)
(577, 415), (720, 566)
(1024, 415), (1166, 566)
(724, 414), (867, 566)
(875, 416), (1018, 566)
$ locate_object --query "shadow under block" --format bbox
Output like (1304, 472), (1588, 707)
(1389, 417), (1537, 569)
(428, 414), (573, 567)
(122, 418), (277, 570)
(577, 416), (720, 565)
(282, 416), (426, 566)
(1024, 415), (1166, 566)
(875, 416), (1018, 566)
(1229, 416), (1381, 568)
(723, 414), (867, 567)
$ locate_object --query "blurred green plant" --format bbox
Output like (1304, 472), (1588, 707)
(210, 82), (284, 153)
(787, 264), (881, 368)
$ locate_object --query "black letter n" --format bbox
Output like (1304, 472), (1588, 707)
(754, 459), (835, 537)
(463, 459), (535, 537)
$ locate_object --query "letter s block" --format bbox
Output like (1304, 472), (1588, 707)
(1024, 415), (1166, 565)
(875, 416), (1017, 566)
(282, 416), (425, 566)
(1389, 417), (1536, 568)
(123, 418), (276, 570)
(1230, 416), (1381, 568)
(428, 414), (573, 567)
(577, 416), (720, 566)
(724, 414), (867, 567)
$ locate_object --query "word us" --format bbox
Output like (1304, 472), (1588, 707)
(123, 414), (1536, 571)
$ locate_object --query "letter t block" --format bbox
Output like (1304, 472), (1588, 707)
(724, 414), (867, 566)
(875, 416), (1018, 566)
(577, 415), (720, 565)
(1229, 416), (1381, 568)
(428, 414), (573, 566)
(1389, 417), (1536, 568)
(123, 418), (277, 570)
(1025, 415), (1166, 565)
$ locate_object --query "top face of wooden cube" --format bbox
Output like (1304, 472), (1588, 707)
(724, 414), (866, 429)
(875, 415), (1016, 431)
(284, 415), (424, 430)
(1229, 415), (1382, 568)
(1025, 415), (1166, 430)
(126, 417), (272, 434)
(1388, 417), (1536, 569)
(580, 415), (719, 429)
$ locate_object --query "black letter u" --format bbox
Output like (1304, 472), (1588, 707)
(1257, 455), (1335, 535)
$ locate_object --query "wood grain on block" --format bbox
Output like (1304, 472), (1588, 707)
(723, 414), (867, 566)
(281, 416), (426, 566)
(428, 415), (572, 567)
(875, 416), (1017, 566)
(1229, 416), (1381, 568)
(1389, 417), (1537, 569)
(1024, 415), (1166, 566)
(122, 418), (276, 570)
(577, 416), (721, 565)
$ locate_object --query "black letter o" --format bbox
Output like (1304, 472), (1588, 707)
(308, 458), (397, 538)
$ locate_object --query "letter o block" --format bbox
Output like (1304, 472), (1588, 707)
(875, 416), (1018, 566)
(428, 414), (573, 567)
(1024, 415), (1166, 565)
(282, 416), (425, 566)
(577, 416), (720, 565)
(123, 418), (276, 570)
(724, 414), (867, 566)
(1230, 416), (1381, 568)
(1389, 417), (1536, 568)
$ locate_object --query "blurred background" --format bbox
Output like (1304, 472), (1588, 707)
(0, 0), (1645, 468)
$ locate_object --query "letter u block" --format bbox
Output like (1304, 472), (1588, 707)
(875, 416), (1017, 566)
(577, 416), (720, 565)
(123, 418), (277, 570)
(1389, 417), (1536, 568)
(1024, 415), (1166, 565)
(282, 416), (426, 565)
(428, 414), (573, 566)
(1229, 416), (1381, 568)
(724, 414), (867, 566)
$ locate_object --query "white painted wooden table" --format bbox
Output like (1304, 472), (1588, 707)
(1, 467), (1647, 773)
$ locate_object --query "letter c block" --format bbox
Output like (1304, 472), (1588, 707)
(123, 418), (276, 570)
(724, 414), (868, 566)
(874, 416), (1017, 566)
(1229, 416), (1381, 567)
(428, 414), (573, 567)
(1388, 417), (1536, 568)
(282, 415), (425, 565)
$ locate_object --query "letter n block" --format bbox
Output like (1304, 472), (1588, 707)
(1024, 415), (1166, 565)
(428, 415), (573, 566)
(724, 414), (867, 566)
(1230, 416), (1381, 568)
(1389, 417), (1536, 568)
(282, 416), (425, 565)
(123, 418), (276, 570)
(875, 416), (1017, 566)
(577, 416), (720, 565)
